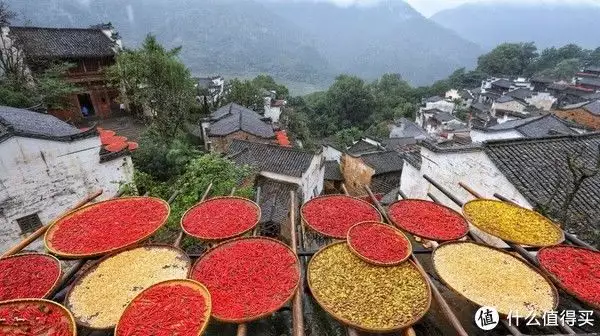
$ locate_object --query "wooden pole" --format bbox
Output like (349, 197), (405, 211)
(236, 324), (247, 336)
(289, 190), (305, 336)
(173, 183), (212, 248)
(341, 183), (349, 196)
(364, 186), (469, 336)
(2, 190), (103, 257)
(458, 182), (484, 199)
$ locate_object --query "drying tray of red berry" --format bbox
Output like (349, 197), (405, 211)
(0, 253), (62, 301)
(181, 196), (261, 241)
(44, 197), (170, 259)
(538, 245), (600, 310)
(301, 195), (382, 239)
(0, 299), (76, 336)
(115, 279), (212, 336)
(190, 237), (300, 323)
(347, 222), (412, 266)
(387, 199), (470, 241)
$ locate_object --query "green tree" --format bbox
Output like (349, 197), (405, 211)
(251, 74), (289, 98)
(224, 78), (263, 109)
(107, 34), (196, 140)
(334, 127), (363, 149)
(537, 58), (582, 81)
(477, 42), (538, 76)
(326, 75), (375, 128)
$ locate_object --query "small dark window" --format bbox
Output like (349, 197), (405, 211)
(16, 214), (43, 234)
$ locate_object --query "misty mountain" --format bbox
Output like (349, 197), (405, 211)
(8, 0), (482, 87)
(431, 3), (600, 51)
(264, 0), (483, 85)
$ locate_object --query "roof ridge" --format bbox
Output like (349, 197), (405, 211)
(484, 131), (600, 147)
(231, 139), (314, 154)
(10, 26), (104, 32)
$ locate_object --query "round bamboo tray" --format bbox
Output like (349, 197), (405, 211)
(461, 199), (564, 247)
(387, 199), (470, 242)
(0, 298), (77, 336)
(432, 240), (559, 318)
(346, 221), (412, 266)
(537, 245), (600, 310)
(191, 236), (300, 323)
(300, 194), (383, 239)
(65, 244), (191, 330)
(307, 241), (431, 333)
(114, 279), (212, 336)
(181, 196), (261, 241)
(44, 196), (171, 259)
(0, 252), (62, 301)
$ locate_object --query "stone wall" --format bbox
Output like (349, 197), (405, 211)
(341, 154), (374, 196)
(209, 131), (273, 153)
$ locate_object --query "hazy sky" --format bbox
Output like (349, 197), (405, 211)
(308, 0), (600, 16)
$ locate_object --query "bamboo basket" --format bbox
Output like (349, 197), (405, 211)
(0, 252), (63, 301)
(346, 221), (413, 266)
(0, 298), (77, 336)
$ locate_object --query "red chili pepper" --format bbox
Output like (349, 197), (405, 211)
(538, 246), (600, 306)
(0, 255), (60, 301)
(301, 196), (381, 238)
(48, 198), (169, 254)
(116, 283), (208, 336)
(0, 301), (72, 336)
(182, 198), (259, 240)
(347, 222), (411, 264)
(388, 200), (469, 241)
(190, 238), (299, 321)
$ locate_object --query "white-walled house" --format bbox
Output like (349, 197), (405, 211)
(400, 133), (600, 245)
(0, 106), (134, 252)
(263, 97), (285, 123)
(227, 139), (324, 201)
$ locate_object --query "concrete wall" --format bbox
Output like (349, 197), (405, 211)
(322, 145), (342, 163)
(399, 146), (532, 247)
(341, 154), (374, 196)
(526, 92), (557, 111)
(300, 155), (325, 201)
(492, 100), (526, 113)
(0, 136), (134, 252)
(470, 129), (523, 143)
(425, 100), (454, 113)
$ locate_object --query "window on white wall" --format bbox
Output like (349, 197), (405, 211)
(16, 213), (43, 235)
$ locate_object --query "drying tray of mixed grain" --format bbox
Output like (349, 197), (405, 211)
(181, 196), (261, 241)
(65, 245), (191, 330)
(44, 196), (170, 258)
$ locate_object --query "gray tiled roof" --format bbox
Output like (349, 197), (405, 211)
(491, 79), (512, 89)
(579, 77), (600, 88)
(256, 177), (299, 228)
(208, 103), (274, 138)
(324, 160), (343, 181)
(347, 140), (381, 155)
(495, 95), (515, 103)
(381, 137), (418, 150)
(0, 105), (88, 142)
(227, 139), (316, 177)
(585, 65), (600, 73)
(9, 27), (115, 59)
(360, 151), (405, 175)
(389, 118), (428, 139)
(432, 111), (455, 122)
(484, 133), (600, 236)
(424, 96), (443, 103)
(483, 115), (575, 138)
(584, 100), (600, 116)
(506, 88), (534, 101)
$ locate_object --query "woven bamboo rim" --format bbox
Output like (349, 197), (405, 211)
(0, 298), (77, 336)
(537, 245), (600, 310)
(461, 199), (565, 247)
(0, 252), (62, 301)
(191, 236), (300, 323)
(346, 221), (413, 266)
(300, 194), (383, 239)
(181, 196), (261, 241)
(432, 240), (559, 318)
(114, 279), (212, 336)
(307, 241), (432, 333)
(44, 196), (171, 259)
(65, 244), (192, 330)
(387, 199), (470, 242)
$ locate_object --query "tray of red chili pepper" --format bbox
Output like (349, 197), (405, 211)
(115, 279), (212, 336)
(44, 197), (170, 258)
(347, 222), (412, 266)
(0, 299), (76, 336)
(387, 199), (469, 241)
(538, 245), (600, 310)
(181, 196), (261, 241)
(301, 195), (382, 239)
(0, 253), (62, 301)
(191, 237), (300, 323)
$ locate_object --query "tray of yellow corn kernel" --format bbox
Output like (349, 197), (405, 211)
(432, 241), (558, 317)
(462, 199), (564, 247)
(307, 242), (431, 333)
(64, 245), (191, 330)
